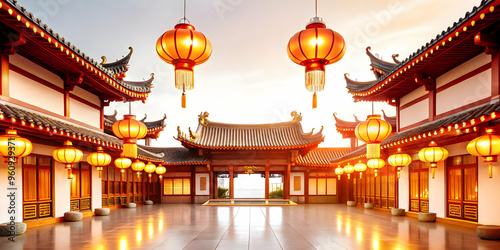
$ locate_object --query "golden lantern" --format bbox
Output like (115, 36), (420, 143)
(53, 141), (83, 179)
(114, 154), (132, 179)
(144, 161), (157, 181)
(131, 159), (145, 177)
(0, 129), (32, 162)
(156, 5), (212, 109)
(343, 163), (354, 179)
(355, 115), (392, 159)
(467, 127), (500, 178)
(86, 146), (111, 178)
(388, 148), (412, 178)
(155, 164), (166, 179)
(287, 4), (346, 109)
(112, 114), (147, 159)
(418, 141), (448, 179)
(367, 158), (385, 177)
(353, 161), (367, 179)
(334, 165), (344, 180)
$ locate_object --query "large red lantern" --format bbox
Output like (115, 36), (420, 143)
(156, 17), (212, 108)
(355, 115), (392, 159)
(418, 141), (448, 179)
(287, 15), (346, 109)
(467, 127), (500, 178)
(86, 146), (112, 178)
(53, 141), (83, 179)
(112, 114), (147, 159)
(0, 129), (32, 162)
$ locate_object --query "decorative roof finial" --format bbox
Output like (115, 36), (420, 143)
(198, 111), (209, 125)
(291, 111), (302, 122)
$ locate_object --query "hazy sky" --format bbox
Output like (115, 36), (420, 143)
(18, 0), (480, 148)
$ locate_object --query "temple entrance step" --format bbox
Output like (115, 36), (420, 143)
(202, 199), (297, 206)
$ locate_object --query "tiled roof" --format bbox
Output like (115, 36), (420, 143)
(345, 0), (498, 101)
(177, 119), (324, 150)
(101, 47), (133, 75)
(103, 110), (118, 128)
(140, 146), (207, 165)
(297, 148), (351, 167)
(331, 101), (500, 163)
(0, 103), (163, 161)
(331, 145), (366, 164)
(381, 110), (397, 130)
(121, 73), (155, 93)
(366, 47), (397, 75)
(333, 113), (360, 129)
(345, 74), (377, 93)
(139, 113), (167, 130)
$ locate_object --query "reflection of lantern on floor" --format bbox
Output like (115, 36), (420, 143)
(0, 129), (32, 162)
(418, 141), (448, 179)
(53, 141), (83, 179)
(287, 2), (346, 109)
(388, 148), (412, 178)
(86, 146), (111, 178)
(353, 161), (367, 179)
(467, 127), (500, 178)
(335, 165), (344, 180)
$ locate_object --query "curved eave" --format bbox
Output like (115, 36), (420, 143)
(121, 74), (154, 94)
(348, 0), (499, 102)
(366, 47), (397, 74)
(101, 47), (133, 74)
(345, 73), (378, 93)
(333, 112), (360, 128)
(176, 136), (324, 151)
(0, 1), (150, 102)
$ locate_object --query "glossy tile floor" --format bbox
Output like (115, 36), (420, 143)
(2, 204), (500, 249)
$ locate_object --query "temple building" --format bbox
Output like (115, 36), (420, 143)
(332, 0), (500, 225)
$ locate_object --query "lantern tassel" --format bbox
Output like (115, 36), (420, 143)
(99, 170), (102, 178)
(431, 168), (435, 179)
(67, 168), (72, 179)
(312, 92), (317, 109)
(182, 92), (186, 108)
(489, 162), (492, 178)
(375, 169), (378, 177)
(359, 172), (363, 179)
(348, 173), (350, 179)
(123, 143), (137, 159)
(397, 170), (400, 179)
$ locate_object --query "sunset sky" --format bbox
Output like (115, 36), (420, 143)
(19, 0), (480, 147)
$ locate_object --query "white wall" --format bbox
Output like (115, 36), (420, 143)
(400, 85), (427, 107)
(0, 160), (23, 222)
(9, 54), (64, 89)
(400, 99), (428, 129)
(398, 166), (409, 211)
(290, 172), (304, 195)
(478, 160), (500, 224)
(70, 98), (101, 128)
(72, 86), (101, 107)
(428, 160), (446, 218)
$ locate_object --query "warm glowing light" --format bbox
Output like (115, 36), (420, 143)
(467, 127), (500, 178)
(53, 141), (83, 179)
(87, 147), (112, 178)
(418, 141), (448, 179)
(112, 114), (147, 158)
(0, 129), (33, 160)
(355, 115), (392, 159)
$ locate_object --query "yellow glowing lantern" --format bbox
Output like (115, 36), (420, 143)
(287, 14), (346, 109)
(418, 141), (448, 179)
(156, 17), (212, 108)
(155, 164), (166, 179)
(112, 115), (147, 159)
(86, 146), (111, 178)
(343, 163), (355, 179)
(144, 161), (157, 181)
(355, 115), (392, 159)
(388, 148), (412, 178)
(0, 129), (32, 162)
(467, 127), (500, 178)
(131, 159), (145, 177)
(114, 154), (132, 179)
(367, 158), (385, 177)
(53, 141), (83, 179)
(334, 165), (344, 180)
(353, 161), (367, 179)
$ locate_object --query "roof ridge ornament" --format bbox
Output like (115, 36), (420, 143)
(291, 111), (302, 122)
(189, 127), (197, 141)
(198, 111), (209, 125)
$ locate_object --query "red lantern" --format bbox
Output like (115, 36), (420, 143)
(353, 161), (367, 179)
(355, 115), (392, 159)
(388, 148), (412, 178)
(53, 141), (83, 179)
(418, 141), (448, 179)
(343, 163), (354, 179)
(112, 115), (147, 159)
(156, 19), (212, 108)
(0, 129), (32, 162)
(155, 164), (166, 179)
(287, 16), (346, 109)
(144, 162), (157, 181)
(86, 146), (111, 178)
(467, 127), (500, 178)
(334, 165), (344, 180)
(115, 154), (132, 179)
(367, 158), (385, 177)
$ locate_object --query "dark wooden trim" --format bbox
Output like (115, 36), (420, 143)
(9, 64), (63, 93)
(492, 53), (500, 100)
(1, 51), (9, 96)
(265, 162), (270, 199)
(400, 94), (428, 110)
(396, 99), (401, 133)
(229, 165), (234, 199)
(399, 118), (429, 132)
(429, 85), (436, 121)
(436, 63), (491, 94)
(434, 97), (491, 120)
(64, 89), (70, 117)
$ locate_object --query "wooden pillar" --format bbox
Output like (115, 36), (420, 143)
(265, 163), (270, 199)
(229, 164), (234, 199)
(428, 85), (436, 122)
(305, 170), (309, 204)
(492, 52), (500, 100)
(209, 166), (214, 199)
(396, 100), (401, 133)
(145, 138), (152, 146)
(0, 51), (9, 96)
(64, 89), (70, 117)
(191, 166), (195, 204)
(350, 137), (357, 150)
(286, 163), (291, 199)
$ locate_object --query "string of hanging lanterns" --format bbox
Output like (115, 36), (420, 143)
(156, 0), (212, 108)
(287, 0), (346, 109)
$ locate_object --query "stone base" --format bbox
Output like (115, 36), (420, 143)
(477, 225), (500, 240)
(364, 203), (374, 209)
(64, 211), (83, 222)
(95, 208), (110, 216)
(125, 203), (136, 208)
(391, 208), (406, 216)
(0, 222), (27, 236)
(418, 212), (436, 222)
(145, 200), (153, 205)
(347, 201), (356, 206)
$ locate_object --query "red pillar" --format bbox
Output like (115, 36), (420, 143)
(229, 164), (234, 199)
(265, 163), (269, 199)
(0, 51), (8, 96)
(286, 164), (291, 199)
(492, 52), (500, 100)
(305, 170), (309, 203)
